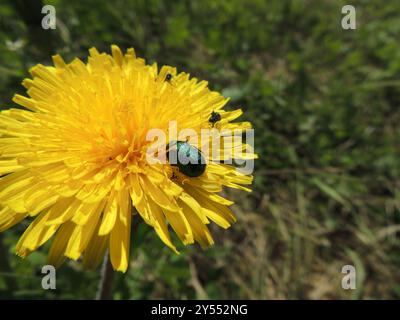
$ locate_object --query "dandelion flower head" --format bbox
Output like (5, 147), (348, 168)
(0, 45), (256, 272)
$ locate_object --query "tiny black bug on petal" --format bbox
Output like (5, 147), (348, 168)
(208, 111), (221, 127)
(165, 73), (173, 82)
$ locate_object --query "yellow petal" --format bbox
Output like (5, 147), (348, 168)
(149, 199), (178, 253)
(47, 222), (75, 267)
(0, 159), (24, 175)
(109, 189), (131, 272)
(98, 191), (118, 235)
(140, 175), (178, 211)
(179, 192), (208, 224)
(0, 206), (27, 232)
(178, 199), (214, 248)
(71, 199), (106, 226)
(135, 194), (156, 226)
(65, 208), (102, 260)
(83, 228), (109, 270)
(16, 210), (59, 253)
(111, 45), (123, 67)
(128, 174), (143, 206)
(163, 208), (194, 245)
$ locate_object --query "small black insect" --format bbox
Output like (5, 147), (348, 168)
(166, 140), (206, 178)
(165, 73), (173, 82)
(208, 111), (221, 127)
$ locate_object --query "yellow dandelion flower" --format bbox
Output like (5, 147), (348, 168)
(0, 45), (257, 272)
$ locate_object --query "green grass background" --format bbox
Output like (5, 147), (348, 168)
(0, 0), (399, 299)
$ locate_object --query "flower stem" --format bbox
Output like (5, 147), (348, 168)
(96, 251), (114, 300)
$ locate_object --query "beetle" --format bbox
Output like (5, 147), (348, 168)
(166, 140), (206, 178)
(165, 73), (173, 82)
(208, 111), (221, 127)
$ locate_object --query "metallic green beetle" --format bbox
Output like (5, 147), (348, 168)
(166, 140), (206, 178)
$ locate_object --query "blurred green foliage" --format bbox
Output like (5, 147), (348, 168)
(0, 0), (399, 299)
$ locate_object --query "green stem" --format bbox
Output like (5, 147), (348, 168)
(96, 251), (114, 300)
